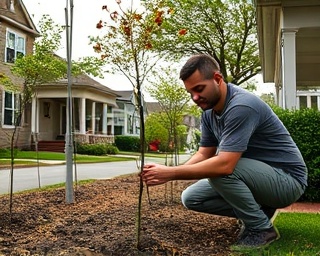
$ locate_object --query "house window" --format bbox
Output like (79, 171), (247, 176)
(6, 30), (26, 63)
(3, 91), (21, 126)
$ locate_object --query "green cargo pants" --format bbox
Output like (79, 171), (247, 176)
(181, 158), (306, 230)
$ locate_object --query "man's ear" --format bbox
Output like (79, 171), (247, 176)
(214, 72), (223, 83)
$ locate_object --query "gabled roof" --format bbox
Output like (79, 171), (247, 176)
(116, 90), (133, 101)
(145, 102), (161, 113)
(45, 74), (120, 97)
(0, 0), (39, 36)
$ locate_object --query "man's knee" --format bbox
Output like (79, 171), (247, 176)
(181, 187), (193, 209)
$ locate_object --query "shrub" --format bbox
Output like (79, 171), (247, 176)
(76, 143), (119, 156)
(115, 135), (141, 152)
(272, 106), (320, 202)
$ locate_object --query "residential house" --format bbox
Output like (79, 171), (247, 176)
(31, 75), (119, 151)
(253, 0), (320, 110)
(113, 90), (142, 136)
(0, 0), (39, 149)
(0, 0), (141, 152)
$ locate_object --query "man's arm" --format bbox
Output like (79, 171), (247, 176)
(184, 146), (217, 165)
(142, 151), (242, 186)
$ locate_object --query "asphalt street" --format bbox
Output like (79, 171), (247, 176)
(0, 154), (191, 194)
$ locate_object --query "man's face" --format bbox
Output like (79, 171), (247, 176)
(183, 69), (221, 111)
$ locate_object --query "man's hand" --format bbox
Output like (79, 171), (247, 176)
(141, 163), (173, 186)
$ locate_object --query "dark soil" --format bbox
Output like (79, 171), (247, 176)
(0, 174), (239, 256)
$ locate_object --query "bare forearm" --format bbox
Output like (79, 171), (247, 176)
(142, 151), (242, 186)
(184, 147), (217, 165)
(172, 156), (230, 180)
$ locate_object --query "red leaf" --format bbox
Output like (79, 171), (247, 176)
(96, 20), (103, 29)
(178, 29), (187, 36)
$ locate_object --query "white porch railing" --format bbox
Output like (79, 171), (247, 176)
(296, 90), (320, 111)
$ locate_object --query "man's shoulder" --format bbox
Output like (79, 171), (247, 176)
(228, 83), (264, 106)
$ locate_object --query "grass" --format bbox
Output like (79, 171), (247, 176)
(0, 150), (135, 167)
(232, 212), (320, 256)
(12, 179), (96, 194)
(0, 150), (184, 167)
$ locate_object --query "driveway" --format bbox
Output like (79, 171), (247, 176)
(0, 154), (191, 194)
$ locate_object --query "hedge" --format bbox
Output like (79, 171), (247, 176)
(75, 143), (119, 156)
(272, 106), (320, 202)
(114, 135), (141, 152)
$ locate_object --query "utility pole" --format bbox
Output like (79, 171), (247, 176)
(65, 0), (74, 203)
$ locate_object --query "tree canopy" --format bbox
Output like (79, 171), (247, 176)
(145, 0), (260, 85)
(89, 1), (171, 90)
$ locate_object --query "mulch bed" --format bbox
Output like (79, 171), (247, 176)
(0, 174), (239, 255)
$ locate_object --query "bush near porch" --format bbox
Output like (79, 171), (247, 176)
(115, 135), (141, 152)
(75, 143), (119, 156)
(272, 106), (320, 202)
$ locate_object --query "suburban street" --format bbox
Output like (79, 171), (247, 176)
(0, 154), (191, 194)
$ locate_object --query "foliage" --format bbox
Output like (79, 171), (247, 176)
(260, 93), (275, 105)
(146, 68), (195, 160)
(11, 15), (67, 104)
(0, 73), (18, 91)
(89, 2), (174, 246)
(89, 1), (170, 88)
(145, 0), (260, 85)
(11, 14), (104, 101)
(145, 113), (169, 151)
(115, 135), (141, 152)
(76, 143), (119, 156)
(272, 106), (320, 202)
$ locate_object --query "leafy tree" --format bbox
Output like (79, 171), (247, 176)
(145, 0), (260, 85)
(145, 112), (169, 151)
(0, 73), (17, 91)
(8, 14), (103, 212)
(147, 68), (194, 165)
(89, 1), (172, 248)
(260, 93), (275, 105)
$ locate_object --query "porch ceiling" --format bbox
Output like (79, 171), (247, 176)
(255, 0), (320, 88)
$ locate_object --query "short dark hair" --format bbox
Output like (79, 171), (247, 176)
(179, 54), (220, 81)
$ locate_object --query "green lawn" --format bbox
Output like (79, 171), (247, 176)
(233, 212), (320, 256)
(0, 150), (135, 167)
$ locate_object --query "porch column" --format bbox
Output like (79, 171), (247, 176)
(91, 102), (96, 134)
(307, 96), (312, 109)
(79, 98), (86, 134)
(281, 29), (298, 110)
(124, 105), (128, 135)
(296, 96), (300, 110)
(102, 103), (108, 134)
(31, 97), (39, 134)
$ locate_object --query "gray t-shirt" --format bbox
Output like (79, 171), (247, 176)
(200, 83), (307, 187)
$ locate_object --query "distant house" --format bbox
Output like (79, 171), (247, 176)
(0, 0), (143, 152)
(113, 90), (143, 136)
(0, 0), (39, 149)
(253, 0), (320, 110)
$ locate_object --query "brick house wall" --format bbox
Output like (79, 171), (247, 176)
(0, 0), (38, 149)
